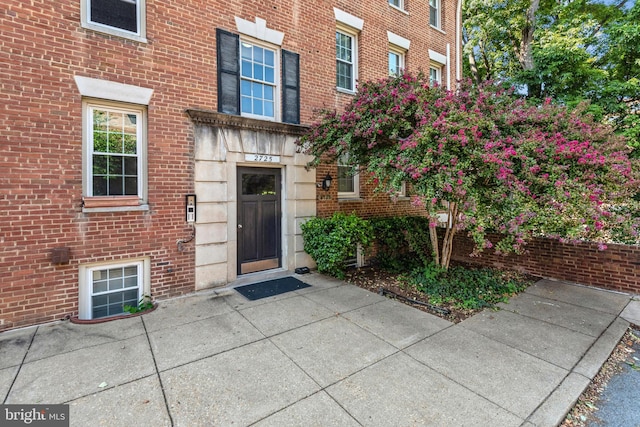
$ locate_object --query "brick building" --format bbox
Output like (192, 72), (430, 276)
(1, 0), (461, 331)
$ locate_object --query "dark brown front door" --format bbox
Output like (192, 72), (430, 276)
(237, 167), (281, 275)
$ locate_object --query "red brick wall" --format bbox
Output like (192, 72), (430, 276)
(450, 233), (640, 296)
(1, 0), (459, 330)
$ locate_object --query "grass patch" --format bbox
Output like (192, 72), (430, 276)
(403, 264), (531, 310)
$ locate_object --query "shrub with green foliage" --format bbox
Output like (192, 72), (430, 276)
(301, 212), (374, 278)
(370, 216), (433, 271)
(406, 264), (530, 309)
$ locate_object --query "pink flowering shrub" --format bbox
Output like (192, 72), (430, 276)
(297, 74), (639, 268)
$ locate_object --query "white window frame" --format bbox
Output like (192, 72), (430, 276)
(336, 27), (358, 93)
(388, 32), (410, 77)
(81, 0), (147, 43)
(78, 258), (150, 320)
(338, 153), (360, 199)
(83, 100), (147, 204)
(429, 0), (441, 29)
(430, 64), (442, 86)
(239, 38), (280, 121)
(389, 48), (405, 76)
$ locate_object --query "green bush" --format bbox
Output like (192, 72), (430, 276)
(301, 212), (374, 278)
(370, 216), (433, 272)
(407, 264), (529, 309)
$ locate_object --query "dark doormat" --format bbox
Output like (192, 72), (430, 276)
(234, 277), (311, 301)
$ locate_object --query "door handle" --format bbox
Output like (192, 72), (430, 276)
(238, 224), (243, 229)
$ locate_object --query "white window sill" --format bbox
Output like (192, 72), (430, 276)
(82, 23), (148, 43)
(83, 204), (150, 213)
(430, 25), (446, 35)
(336, 87), (356, 95)
(338, 196), (363, 202)
(389, 5), (409, 15)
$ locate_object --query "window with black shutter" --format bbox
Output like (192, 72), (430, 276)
(217, 29), (241, 116)
(216, 29), (300, 124)
(281, 50), (300, 124)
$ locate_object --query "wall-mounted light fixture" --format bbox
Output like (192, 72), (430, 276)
(321, 173), (333, 191)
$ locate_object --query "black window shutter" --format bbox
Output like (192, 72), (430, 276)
(281, 50), (300, 124)
(216, 29), (240, 115)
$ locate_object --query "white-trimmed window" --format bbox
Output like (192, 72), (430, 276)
(338, 153), (359, 198)
(85, 101), (146, 199)
(79, 259), (149, 320)
(81, 0), (147, 42)
(389, 0), (404, 10)
(388, 32), (410, 77)
(334, 8), (363, 93)
(336, 29), (357, 92)
(429, 0), (440, 28)
(430, 65), (442, 86)
(217, 20), (300, 124)
(389, 49), (405, 76)
(240, 41), (277, 120)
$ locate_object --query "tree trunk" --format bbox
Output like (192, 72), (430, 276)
(519, 0), (539, 72)
(429, 223), (440, 267)
(440, 202), (457, 270)
(519, 0), (542, 98)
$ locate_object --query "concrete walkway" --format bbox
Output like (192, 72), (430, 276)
(1, 273), (637, 427)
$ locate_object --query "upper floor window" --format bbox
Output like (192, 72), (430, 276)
(389, 50), (404, 76)
(217, 26), (300, 124)
(82, 0), (147, 42)
(429, 0), (440, 28)
(334, 8), (363, 94)
(336, 30), (357, 92)
(387, 32), (410, 77)
(389, 0), (405, 10)
(241, 42), (277, 119)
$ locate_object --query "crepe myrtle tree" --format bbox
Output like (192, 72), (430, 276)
(297, 73), (639, 269)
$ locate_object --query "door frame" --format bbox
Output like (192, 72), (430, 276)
(236, 166), (282, 275)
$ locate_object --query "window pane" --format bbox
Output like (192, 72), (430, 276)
(242, 174), (276, 196)
(254, 63), (264, 80)
(93, 176), (107, 196)
(241, 96), (252, 114)
(93, 110), (108, 131)
(92, 306), (108, 319)
(90, 0), (138, 33)
(124, 157), (137, 175)
(265, 66), (274, 83)
(264, 49), (274, 66)
(241, 60), (252, 78)
(241, 80), (251, 96)
(108, 176), (124, 195)
(264, 101), (274, 117)
(254, 46), (263, 63)
(123, 134), (137, 154)
(338, 165), (355, 193)
(124, 177), (137, 195)
(93, 294), (108, 306)
(241, 43), (252, 60)
(253, 98), (263, 115)
(109, 266), (123, 279)
(93, 280), (108, 293)
(93, 132), (108, 152)
(108, 132), (124, 153)
(337, 61), (353, 90)
(264, 85), (273, 101)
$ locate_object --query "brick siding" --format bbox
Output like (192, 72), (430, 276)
(1, 1), (459, 330)
(451, 232), (640, 296)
